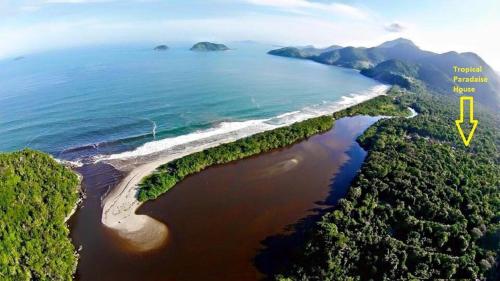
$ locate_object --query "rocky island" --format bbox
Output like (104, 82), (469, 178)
(190, 42), (229, 51)
(153, 45), (169, 51)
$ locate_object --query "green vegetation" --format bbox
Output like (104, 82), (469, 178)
(138, 116), (334, 201)
(268, 38), (500, 108)
(267, 47), (306, 59)
(269, 38), (499, 278)
(332, 88), (411, 118)
(269, 40), (498, 279)
(267, 45), (341, 59)
(360, 59), (418, 88)
(0, 149), (80, 281)
(277, 85), (500, 280)
(190, 42), (229, 51)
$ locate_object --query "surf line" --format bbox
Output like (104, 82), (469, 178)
(99, 85), (390, 251)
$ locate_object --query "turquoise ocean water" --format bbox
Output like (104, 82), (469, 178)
(0, 43), (384, 164)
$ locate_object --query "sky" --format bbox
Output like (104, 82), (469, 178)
(0, 0), (499, 69)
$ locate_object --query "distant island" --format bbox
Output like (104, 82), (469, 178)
(153, 45), (169, 51)
(190, 42), (229, 51)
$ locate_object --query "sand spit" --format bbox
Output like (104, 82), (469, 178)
(101, 136), (268, 251)
(100, 86), (389, 251)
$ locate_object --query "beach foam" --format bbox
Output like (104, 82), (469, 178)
(97, 84), (389, 252)
(94, 84), (389, 164)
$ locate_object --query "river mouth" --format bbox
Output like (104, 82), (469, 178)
(69, 116), (380, 281)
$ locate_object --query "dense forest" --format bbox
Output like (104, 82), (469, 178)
(0, 150), (79, 280)
(331, 89), (410, 119)
(138, 93), (411, 202)
(277, 84), (500, 280)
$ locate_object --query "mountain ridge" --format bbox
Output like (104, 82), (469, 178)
(268, 38), (500, 109)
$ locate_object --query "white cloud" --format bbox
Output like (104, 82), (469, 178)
(384, 22), (405, 33)
(245, 0), (369, 20)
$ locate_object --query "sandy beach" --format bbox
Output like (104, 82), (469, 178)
(101, 133), (276, 250)
(100, 87), (389, 251)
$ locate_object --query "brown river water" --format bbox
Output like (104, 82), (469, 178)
(69, 116), (380, 281)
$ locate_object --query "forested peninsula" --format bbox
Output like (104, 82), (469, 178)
(267, 37), (499, 280)
(276, 83), (500, 280)
(0, 150), (80, 280)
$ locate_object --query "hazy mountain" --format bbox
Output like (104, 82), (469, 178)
(267, 45), (341, 59)
(267, 47), (307, 59)
(312, 38), (434, 69)
(362, 51), (500, 106)
(377, 38), (416, 48)
(376, 39), (435, 62)
(268, 38), (500, 109)
(314, 46), (384, 69)
(300, 45), (342, 56)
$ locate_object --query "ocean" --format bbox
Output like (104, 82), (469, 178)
(0, 42), (385, 164)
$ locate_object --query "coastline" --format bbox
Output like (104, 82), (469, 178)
(64, 171), (84, 223)
(71, 115), (383, 280)
(100, 87), (390, 250)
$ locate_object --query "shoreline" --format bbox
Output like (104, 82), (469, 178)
(71, 115), (382, 280)
(100, 87), (390, 250)
(65, 170), (83, 223)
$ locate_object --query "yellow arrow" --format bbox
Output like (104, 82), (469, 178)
(455, 96), (478, 147)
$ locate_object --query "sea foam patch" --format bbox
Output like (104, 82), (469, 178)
(92, 85), (389, 163)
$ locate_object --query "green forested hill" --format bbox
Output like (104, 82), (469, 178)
(360, 59), (419, 88)
(277, 86), (500, 280)
(190, 42), (229, 51)
(267, 45), (341, 59)
(268, 38), (500, 109)
(0, 149), (79, 281)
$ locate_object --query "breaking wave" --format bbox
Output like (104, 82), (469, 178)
(61, 85), (389, 165)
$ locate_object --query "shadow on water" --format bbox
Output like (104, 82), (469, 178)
(254, 132), (369, 279)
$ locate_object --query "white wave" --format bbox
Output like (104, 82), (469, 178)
(152, 121), (157, 139)
(275, 110), (301, 118)
(55, 158), (84, 168)
(267, 84), (389, 126)
(96, 119), (275, 161)
(93, 85), (389, 162)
